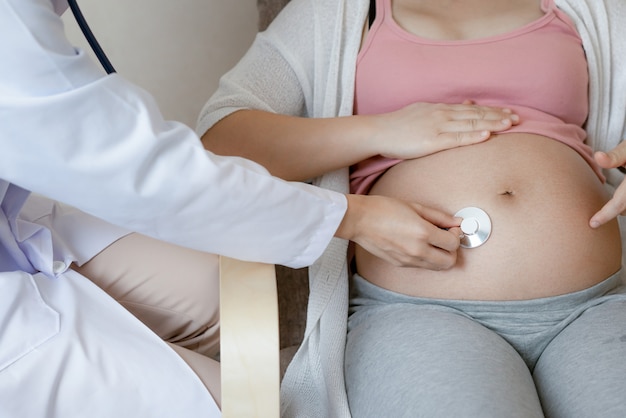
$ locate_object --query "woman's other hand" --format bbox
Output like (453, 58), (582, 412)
(367, 101), (519, 160)
(335, 194), (462, 270)
(590, 142), (626, 228)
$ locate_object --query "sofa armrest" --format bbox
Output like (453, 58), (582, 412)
(219, 256), (280, 417)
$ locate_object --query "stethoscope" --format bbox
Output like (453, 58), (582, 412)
(66, 0), (495, 248)
(455, 207), (491, 249)
(67, 0), (116, 74)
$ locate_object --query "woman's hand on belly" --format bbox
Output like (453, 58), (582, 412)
(338, 194), (463, 270)
(591, 143), (626, 228)
(367, 101), (518, 160)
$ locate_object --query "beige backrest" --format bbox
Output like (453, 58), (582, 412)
(220, 257), (279, 417)
(220, 3), (306, 417)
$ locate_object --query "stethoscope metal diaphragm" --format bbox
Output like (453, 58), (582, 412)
(454, 207), (492, 249)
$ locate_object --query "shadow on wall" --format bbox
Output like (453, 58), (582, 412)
(62, 0), (259, 127)
(258, 0), (291, 30)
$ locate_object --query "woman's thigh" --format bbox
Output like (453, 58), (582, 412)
(74, 233), (220, 357)
(345, 304), (543, 418)
(534, 299), (626, 418)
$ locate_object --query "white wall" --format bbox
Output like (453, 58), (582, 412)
(62, 0), (258, 127)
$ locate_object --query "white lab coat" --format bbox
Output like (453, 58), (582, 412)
(0, 0), (348, 416)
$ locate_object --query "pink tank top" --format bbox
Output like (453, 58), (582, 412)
(350, 0), (600, 195)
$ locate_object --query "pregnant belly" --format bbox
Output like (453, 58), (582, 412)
(354, 133), (622, 300)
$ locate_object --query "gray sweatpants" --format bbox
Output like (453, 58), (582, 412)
(345, 270), (626, 418)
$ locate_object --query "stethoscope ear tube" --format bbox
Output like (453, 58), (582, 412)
(67, 0), (116, 74)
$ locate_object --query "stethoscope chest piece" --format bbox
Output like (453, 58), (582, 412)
(455, 207), (492, 249)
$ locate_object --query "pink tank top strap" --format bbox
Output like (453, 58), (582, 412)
(373, 0), (389, 26)
(541, 0), (553, 12)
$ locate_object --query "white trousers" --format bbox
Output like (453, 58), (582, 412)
(0, 245), (221, 417)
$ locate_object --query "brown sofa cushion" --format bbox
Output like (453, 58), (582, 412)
(258, 0), (292, 30)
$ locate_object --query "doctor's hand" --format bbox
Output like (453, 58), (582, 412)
(590, 143), (626, 228)
(335, 194), (462, 270)
(367, 101), (519, 161)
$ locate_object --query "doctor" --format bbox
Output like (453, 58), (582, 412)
(0, 0), (476, 416)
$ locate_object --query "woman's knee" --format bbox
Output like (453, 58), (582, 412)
(345, 305), (542, 418)
(534, 300), (626, 418)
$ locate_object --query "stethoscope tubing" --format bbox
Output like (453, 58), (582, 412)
(67, 0), (116, 74)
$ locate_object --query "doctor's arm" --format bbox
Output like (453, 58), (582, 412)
(0, 0), (340, 267)
(1, 0), (461, 271)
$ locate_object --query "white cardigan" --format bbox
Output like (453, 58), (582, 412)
(198, 0), (626, 415)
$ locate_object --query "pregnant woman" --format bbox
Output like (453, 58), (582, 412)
(199, 0), (626, 416)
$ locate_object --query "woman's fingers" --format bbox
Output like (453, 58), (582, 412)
(430, 106), (518, 149)
(590, 198), (626, 228)
(445, 115), (517, 133)
(446, 104), (517, 122)
(375, 101), (519, 160)
(589, 143), (626, 228)
(590, 177), (626, 228)
(594, 142), (626, 169)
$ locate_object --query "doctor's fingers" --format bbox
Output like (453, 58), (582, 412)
(396, 234), (460, 270)
(375, 218), (461, 269)
(422, 247), (459, 271)
(426, 225), (463, 253)
(400, 225), (461, 267)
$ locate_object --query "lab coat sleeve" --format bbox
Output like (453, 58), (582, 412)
(0, 0), (347, 268)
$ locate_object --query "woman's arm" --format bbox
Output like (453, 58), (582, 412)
(203, 109), (376, 182)
(199, 0), (516, 182)
(203, 104), (518, 182)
